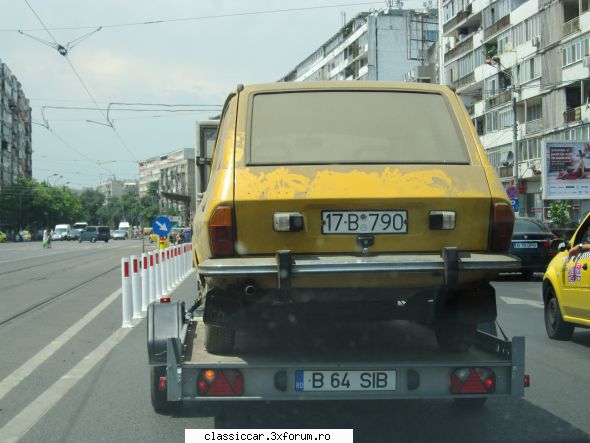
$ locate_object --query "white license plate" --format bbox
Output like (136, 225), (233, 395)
(514, 242), (538, 249)
(295, 370), (396, 392)
(321, 211), (407, 234)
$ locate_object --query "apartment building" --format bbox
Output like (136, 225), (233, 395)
(279, 9), (438, 82)
(138, 148), (195, 225)
(0, 61), (32, 188)
(96, 179), (137, 204)
(442, 0), (590, 220)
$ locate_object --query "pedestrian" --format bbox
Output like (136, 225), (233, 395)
(47, 229), (53, 248)
(42, 228), (49, 248)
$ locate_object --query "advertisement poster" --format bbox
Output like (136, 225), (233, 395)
(542, 141), (590, 200)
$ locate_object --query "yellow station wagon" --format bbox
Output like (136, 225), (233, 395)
(543, 212), (590, 339)
(193, 82), (519, 353)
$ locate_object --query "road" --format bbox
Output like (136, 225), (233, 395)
(0, 242), (589, 443)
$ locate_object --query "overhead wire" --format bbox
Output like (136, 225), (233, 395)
(3, 2), (385, 32)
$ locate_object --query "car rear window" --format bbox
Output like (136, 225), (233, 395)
(248, 91), (470, 165)
(98, 227), (110, 233)
(514, 219), (549, 233)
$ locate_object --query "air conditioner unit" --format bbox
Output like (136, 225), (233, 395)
(532, 36), (541, 47)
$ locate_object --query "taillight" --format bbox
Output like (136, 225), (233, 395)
(490, 202), (514, 252)
(197, 369), (244, 396)
(209, 206), (234, 257)
(450, 367), (495, 394)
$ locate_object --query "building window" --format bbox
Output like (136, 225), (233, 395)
(499, 107), (513, 128)
(527, 103), (542, 122)
(458, 53), (473, 78)
(562, 35), (589, 67)
(518, 55), (540, 84)
(486, 111), (498, 131)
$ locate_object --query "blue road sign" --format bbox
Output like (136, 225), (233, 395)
(510, 198), (519, 214)
(152, 216), (172, 237)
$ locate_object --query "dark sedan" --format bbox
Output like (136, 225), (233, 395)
(509, 217), (557, 279)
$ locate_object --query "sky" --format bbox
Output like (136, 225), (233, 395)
(0, 0), (426, 189)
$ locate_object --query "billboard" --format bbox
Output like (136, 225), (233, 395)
(542, 140), (590, 200)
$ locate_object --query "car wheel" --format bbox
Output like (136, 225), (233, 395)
(434, 319), (476, 352)
(79, 238), (82, 243)
(544, 286), (574, 340)
(150, 366), (181, 414)
(91, 237), (96, 243)
(204, 324), (235, 354)
(105, 239), (109, 243)
(521, 271), (533, 281)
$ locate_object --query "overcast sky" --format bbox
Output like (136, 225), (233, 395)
(1, 0), (425, 189)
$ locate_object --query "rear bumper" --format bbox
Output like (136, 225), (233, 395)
(198, 248), (520, 287)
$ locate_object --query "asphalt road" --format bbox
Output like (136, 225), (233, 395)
(0, 243), (589, 443)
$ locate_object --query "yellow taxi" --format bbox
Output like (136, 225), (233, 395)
(193, 82), (519, 353)
(543, 212), (590, 340)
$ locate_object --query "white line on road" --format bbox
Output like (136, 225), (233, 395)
(0, 325), (134, 443)
(499, 296), (544, 309)
(0, 288), (121, 401)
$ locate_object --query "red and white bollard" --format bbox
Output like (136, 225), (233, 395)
(155, 250), (162, 299)
(148, 251), (156, 304)
(130, 255), (142, 319)
(141, 253), (149, 312)
(121, 257), (133, 328)
(166, 248), (173, 292)
(161, 249), (168, 296)
(174, 246), (180, 286)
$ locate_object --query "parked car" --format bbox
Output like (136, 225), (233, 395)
(66, 228), (80, 241)
(79, 226), (110, 243)
(193, 81), (519, 354)
(509, 217), (558, 279)
(542, 212), (590, 340)
(112, 229), (128, 240)
(0, 230), (6, 243)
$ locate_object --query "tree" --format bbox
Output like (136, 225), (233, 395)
(79, 189), (105, 224)
(548, 201), (572, 228)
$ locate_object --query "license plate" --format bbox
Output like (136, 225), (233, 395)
(514, 242), (538, 249)
(295, 370), (396, 391)
(321, 211), (407, 234)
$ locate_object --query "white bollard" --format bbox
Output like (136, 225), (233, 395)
(165, 248), (172, 292)
(174, 246), (180, 286)
(155, 250), (163, 298)
(183, 244), (188, 278)
(148, 251), (156, 304)
(141, 253), (149, 312)
(131, 255), (142, 319)
(161, 249), (168, 296)
(121, 257), (133, 328)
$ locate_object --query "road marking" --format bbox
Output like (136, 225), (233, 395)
(0, 288), (121, 401)
(499, 296), (544, 309)
(0, 325), (133, 443)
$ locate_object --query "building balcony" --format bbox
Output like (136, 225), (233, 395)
(564, 106), (582, 123)
(563, 16), (580, 37)
(443, 4), (473, 33)
(485, 89), (512, 110)
(524, 119), (543, 134)
(453, 72), (475, 90)
(445, 36), (473, 61)
(484, 15), (510, 40)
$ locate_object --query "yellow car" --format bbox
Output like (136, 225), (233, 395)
(193, 82), (519, 353)
(543, 212), (590, 340)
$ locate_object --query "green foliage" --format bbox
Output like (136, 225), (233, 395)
(548, 201), (572, 228)
(79, 189), (105, 224)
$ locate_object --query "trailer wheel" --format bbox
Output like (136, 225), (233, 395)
(204, 324), (235, 354)
(434, 320), (475, 352)
(544, 287), (574, 340)
(150, 366), (180, 414)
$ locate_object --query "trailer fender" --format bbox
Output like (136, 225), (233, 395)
(147, 301), (185, 365)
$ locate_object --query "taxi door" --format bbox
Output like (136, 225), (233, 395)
(562, 224), (590, 320)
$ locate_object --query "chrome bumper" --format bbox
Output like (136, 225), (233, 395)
(198, 248), (520, 287)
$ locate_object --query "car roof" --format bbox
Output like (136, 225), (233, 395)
(240, 81), (453, 96)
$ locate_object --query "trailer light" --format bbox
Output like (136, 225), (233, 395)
(160, 297), (171, 303)
(158, 376), (167, 392)
(524, 374), (530, 387)
(197, 369), (244, 396)
(450, 367), (495, 394)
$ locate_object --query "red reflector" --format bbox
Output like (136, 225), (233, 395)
(197, 369), (244, 396)
(160, 297), (171, 303)
(123, 261), (129, 278)
(490, 202), (514, 252)
(451, 368), (495, 394)
(159, 376), (166, 392)
(150, 255), (154, 266)
(143, 257), (148, 269)
(524, 374), (530, 387)
(133, 259), (138, 274)
(209, 206), (234, 257)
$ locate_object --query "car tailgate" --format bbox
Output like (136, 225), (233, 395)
(234, 164), (492, 255)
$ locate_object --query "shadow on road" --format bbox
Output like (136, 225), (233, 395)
(177, 398), (589, 443)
